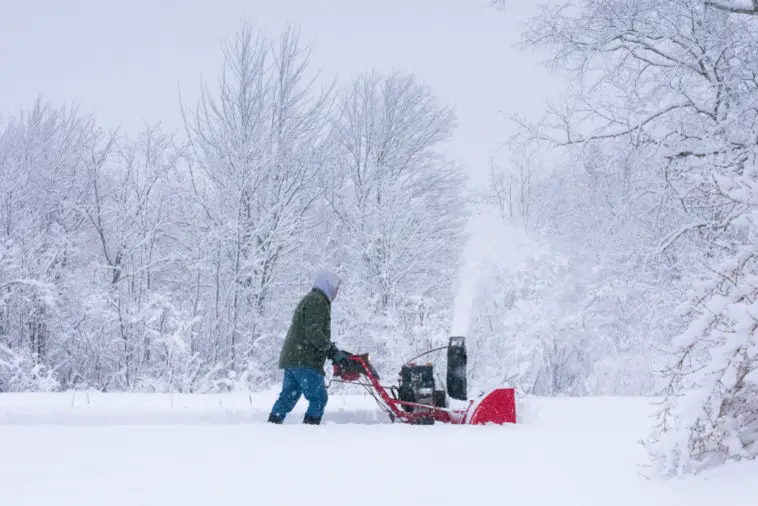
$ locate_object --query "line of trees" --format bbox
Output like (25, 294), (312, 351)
(497, 0), (758, 477)
(0, 23), (467, 393)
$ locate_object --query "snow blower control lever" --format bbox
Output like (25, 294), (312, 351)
(331, 336), (516, 425)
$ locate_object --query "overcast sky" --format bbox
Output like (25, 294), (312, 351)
(0, 0), (561, 188)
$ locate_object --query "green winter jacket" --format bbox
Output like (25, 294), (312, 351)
(278, 287), (333, 374)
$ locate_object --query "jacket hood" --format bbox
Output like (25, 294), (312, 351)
(313, 269), (341, 302)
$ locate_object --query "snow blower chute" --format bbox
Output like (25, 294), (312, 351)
(331, 336), (517, 425)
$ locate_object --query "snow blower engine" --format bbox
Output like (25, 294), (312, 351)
(395, 336), (467, 415)
(332, 336), (516, 425)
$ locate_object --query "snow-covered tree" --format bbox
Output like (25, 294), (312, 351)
(0, 99), (97, 389)
(519, 0), (758, 474)
(645, 243), (758, 475)
(324, 70), (469, 370)
(68, 124), (192, 390)
(181, 22), (334, 375)
(471, 146), (679, 395)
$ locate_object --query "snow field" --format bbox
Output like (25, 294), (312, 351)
(0, 392), (755, 506)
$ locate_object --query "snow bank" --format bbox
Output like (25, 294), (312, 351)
(0, 389), (387, 425)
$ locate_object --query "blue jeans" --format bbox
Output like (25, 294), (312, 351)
(269, 367), (328, 420)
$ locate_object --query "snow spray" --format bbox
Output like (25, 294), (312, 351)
(449, 208), (535, 337)
(450, 209), (497, 336)
(450, 235), (486, 336)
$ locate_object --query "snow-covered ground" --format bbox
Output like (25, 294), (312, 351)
(1, 390), (755, 505)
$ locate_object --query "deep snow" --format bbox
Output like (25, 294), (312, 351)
(0, 390), (755, 505)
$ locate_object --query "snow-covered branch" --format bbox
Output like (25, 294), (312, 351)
(705, 0), (758, 14)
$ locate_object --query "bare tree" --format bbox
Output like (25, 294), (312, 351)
(487, 146), (541, 229)
(65, 123), (186, 390)
(181, 22), (333, 372)
(324, 70), (468, 365)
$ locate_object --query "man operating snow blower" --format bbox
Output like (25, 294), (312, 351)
(267, 269), (352, 425)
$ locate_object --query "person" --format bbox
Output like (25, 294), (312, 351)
(267, 268), (351, 425)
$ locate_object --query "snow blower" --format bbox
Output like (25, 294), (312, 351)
(331, 336), (517, 425)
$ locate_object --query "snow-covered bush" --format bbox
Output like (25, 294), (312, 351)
(0, 344), (59, 392)
(644, 246), (758, 476)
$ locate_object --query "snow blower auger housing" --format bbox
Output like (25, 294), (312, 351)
(331, 336), (517, 425)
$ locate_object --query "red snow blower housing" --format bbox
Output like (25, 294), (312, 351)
(331, 336), (516, 425)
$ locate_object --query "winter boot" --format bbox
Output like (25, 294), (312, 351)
(303, 414), (321, 425)
(267, 413), (284, 424)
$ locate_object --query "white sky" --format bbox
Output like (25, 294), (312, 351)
(0, 0), (562, 188)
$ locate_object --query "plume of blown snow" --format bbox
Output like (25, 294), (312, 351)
(450, 207), (533, 337)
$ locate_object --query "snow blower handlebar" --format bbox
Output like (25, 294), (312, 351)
(332, 352), (380, 382)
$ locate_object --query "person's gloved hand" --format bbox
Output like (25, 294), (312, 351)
(326, 342), (338, 360)
(333, 349), (351, 363)
(326, 343), (352, 363)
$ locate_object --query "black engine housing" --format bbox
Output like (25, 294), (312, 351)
(397, 363), (447, 412)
